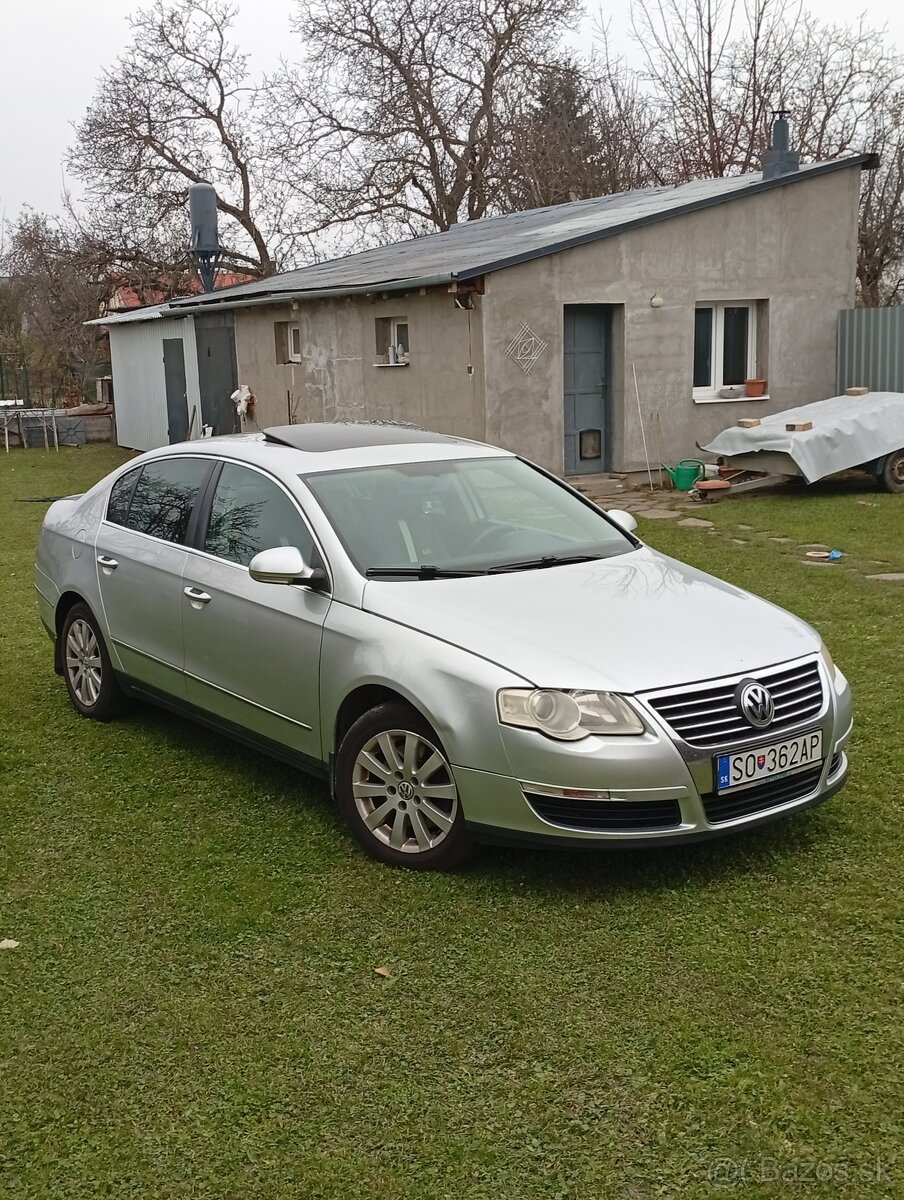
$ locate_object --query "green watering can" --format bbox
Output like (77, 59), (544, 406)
(662, 459), (705, 490)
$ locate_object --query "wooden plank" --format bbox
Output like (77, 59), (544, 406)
(845, 386), (869, 396)
(736, 418), (761, 428)
(785, 421), (813, 432)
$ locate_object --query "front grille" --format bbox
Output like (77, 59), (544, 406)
(829, 752), (843, 775)
(703, 765), (823, 823)
(525, 792), (682, 833)
(646, 660), (824, 748)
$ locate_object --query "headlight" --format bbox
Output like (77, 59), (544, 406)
(497, 688), (644, 739)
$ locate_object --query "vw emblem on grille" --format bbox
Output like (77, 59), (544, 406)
(736, 680), (775, 729)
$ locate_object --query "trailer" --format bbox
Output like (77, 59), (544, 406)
(695, 391), (904, 500)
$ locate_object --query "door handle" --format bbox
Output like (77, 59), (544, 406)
(97, 555), (118, 569)
(184, 586), (212, 605)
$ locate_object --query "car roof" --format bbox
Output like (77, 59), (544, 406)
(144, 423), (512, 474)
(263, 422), (473, 452)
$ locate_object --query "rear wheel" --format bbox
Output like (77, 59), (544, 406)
(335, 702), (474, 870)
(878, 449), (904, 493)
(60, 602), (129, 720)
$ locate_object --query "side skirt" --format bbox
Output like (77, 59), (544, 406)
(117, 674), (330, 782)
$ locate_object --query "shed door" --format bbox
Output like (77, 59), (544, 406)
(195, 312), (239, 435)
(564, 305), (611, 475)
(162, 338), (189, 444)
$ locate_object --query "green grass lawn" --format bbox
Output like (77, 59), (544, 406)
(1, 446), (902, 1199)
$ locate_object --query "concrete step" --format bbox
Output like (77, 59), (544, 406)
(564, 474), (628, 499)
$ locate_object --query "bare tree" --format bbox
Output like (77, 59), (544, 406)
(69, 0), (293, 277)
(1, 212), (111, 397)
(281, 0), (583, 240)
(612, 0), (904, 302)
(858, 101), (904, 306)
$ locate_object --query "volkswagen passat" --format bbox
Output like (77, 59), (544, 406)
(35, 424), (852, 869)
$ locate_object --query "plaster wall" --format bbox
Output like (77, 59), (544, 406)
(233, 291), (485, 439)
(481, 168), (861, 473)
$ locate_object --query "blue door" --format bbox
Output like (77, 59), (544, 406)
(564, 306), (612, 475)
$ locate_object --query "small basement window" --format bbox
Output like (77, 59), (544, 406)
(375, 316), (410, 365)
(693, 302), (763, 401)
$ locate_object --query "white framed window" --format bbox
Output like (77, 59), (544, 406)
(375, 315), (410, 365)
(693, 302), (759, 401)
(274, 321), (304, 365)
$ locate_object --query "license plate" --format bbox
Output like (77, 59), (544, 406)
(716, 730), (823, 793)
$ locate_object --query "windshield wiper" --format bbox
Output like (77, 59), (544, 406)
(487, 553), (604, 574)
(365, 565), (485, 579)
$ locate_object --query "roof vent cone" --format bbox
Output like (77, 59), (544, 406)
(762, 110), (801, 180)
(188, 182), (225, 293)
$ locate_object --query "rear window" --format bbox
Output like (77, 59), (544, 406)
(109, 458), (211, 545)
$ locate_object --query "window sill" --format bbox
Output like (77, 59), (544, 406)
(693, 393), (770, 404)
(373, 361), (410, 368)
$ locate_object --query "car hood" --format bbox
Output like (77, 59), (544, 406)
(362, 546), (819, 693)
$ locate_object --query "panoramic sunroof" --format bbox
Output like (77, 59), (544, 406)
(263, 423), (466, 452)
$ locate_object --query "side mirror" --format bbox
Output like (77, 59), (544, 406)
(606, 509), (638, 534)
(249, 545), (326, 587)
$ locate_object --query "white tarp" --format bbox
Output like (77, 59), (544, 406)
(702, 392), (904, 482)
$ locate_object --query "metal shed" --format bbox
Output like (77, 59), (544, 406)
(105, 308), (239, 451)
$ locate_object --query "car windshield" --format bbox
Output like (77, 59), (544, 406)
(302, 457), (636, 577)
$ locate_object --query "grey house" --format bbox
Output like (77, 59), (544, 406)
(97, 146), (875, 477)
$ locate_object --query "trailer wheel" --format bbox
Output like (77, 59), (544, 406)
(878, 450), (904, 494)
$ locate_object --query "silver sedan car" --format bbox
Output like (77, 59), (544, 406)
(35, 423), (852, 869)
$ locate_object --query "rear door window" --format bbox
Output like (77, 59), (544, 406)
(106, 467), (142, 526)
(123, 458), (211, 544)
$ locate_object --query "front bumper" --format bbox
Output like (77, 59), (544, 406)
(455, 655), (852, 849)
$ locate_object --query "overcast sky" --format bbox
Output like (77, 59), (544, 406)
(2, 0), (902, 224)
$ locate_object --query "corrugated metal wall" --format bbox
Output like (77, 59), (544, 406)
(108, 317), (202, 451)
(837, 307), (904, 394)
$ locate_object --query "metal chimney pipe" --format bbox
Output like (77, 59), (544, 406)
(762, 110), (800, 180)
(772, 110), (791, 153)
(187, 182), (225, 294)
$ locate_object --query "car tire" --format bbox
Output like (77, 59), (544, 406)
(335, 702), (475, 870)
(60, 602), (129, 721)
(878, 449), (904, 493)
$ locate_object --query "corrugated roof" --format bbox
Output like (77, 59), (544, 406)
(92, 156), (875, 326)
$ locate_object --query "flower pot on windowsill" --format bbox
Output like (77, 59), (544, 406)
(745, 378), (767, 398)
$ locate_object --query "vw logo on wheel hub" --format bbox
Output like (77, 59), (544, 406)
(397, 781), (415, 801)
(736, 680), (775, 728)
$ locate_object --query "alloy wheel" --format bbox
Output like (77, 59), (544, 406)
(65, 618), (103, 708)
(352, 729), (459, 853)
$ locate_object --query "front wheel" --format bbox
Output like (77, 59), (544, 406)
(878, 449), (904, 493)
(335, 702), (475, 870)
(60, 602), (129, 720)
